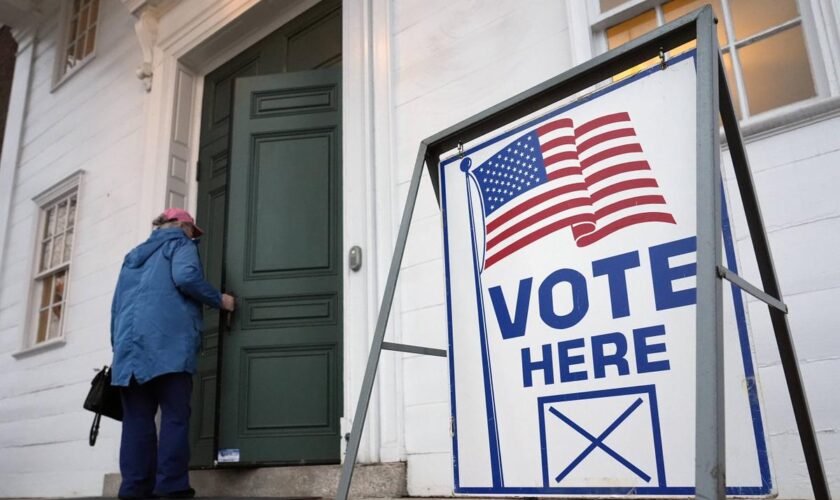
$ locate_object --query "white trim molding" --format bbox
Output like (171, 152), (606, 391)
(131, 0), (398, 464)
(0, 26), (37, 293)
(32, 169), (85, 206)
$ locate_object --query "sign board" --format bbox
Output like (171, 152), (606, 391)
(439, 52), (772, 496)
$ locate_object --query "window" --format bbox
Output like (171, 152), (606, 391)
(27, 173), (82, 348)
(597, 0), (818, 120)
(55, 0), (101, 85)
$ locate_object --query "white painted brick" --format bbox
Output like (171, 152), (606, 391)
(403, 354), (450, 408)
(733, 216), (840, 299)
(407, 452), (454, 497)
(394, 0), (567, 106)
(399, 258), (446, 312)
(766, 431), (840, 499)
(749, 287), (840, 367)
(402, 213), (444, 269)
(741, 115), (840, 174)
(396, 179), (442, 225)
(404, 402), (451, 455)
(401, 304), (448, 351)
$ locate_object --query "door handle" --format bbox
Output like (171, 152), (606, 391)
(223, 291), (234, 332)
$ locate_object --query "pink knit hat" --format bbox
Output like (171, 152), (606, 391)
(161, 207), (203, 237)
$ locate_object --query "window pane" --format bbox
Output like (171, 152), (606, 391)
(739, 25), (815, 115)
(730, 0), (799, 40)
(40, 240), (52, 272)
(607, 9), (658, 47)
(63, 229), (74, 261)
(48, 306), (62, 339)
(39, 275), (54, 309)
(56, 200), (68, 233)
(663, 0), (727, 46)
(67, 196), (77, 228)
(44, 207), (55, 238)
(66, 43), (77, 69)
(607, 10), (660, 80)
(85, 26), (96, 55)
(53, 271), (66, 304)
(79, 6), (90, 32)
(51, 234), (65, 268)
(721, 52), (742, 120)
(66, 14), (78, 46)
(600, 0), (630, 13)
(36, 309), (49, 343)
(75, 35), (87, 61)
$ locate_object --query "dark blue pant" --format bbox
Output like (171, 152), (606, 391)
(119, 372), (192, 497)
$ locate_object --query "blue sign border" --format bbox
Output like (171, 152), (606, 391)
(440, 50), (772, 496)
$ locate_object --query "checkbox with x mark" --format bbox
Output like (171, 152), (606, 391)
(538, 385), (667, 489)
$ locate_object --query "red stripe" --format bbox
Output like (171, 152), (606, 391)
(575, 112), (631, 137)
(584, 161), (649, 185)
(547, 167), (583, 181)
(485, 214), (594, 269)
(576, 128), (636, 154)
(486, 197), (591, 250)
(589, 178), (659, 203)
(575, 212), (676, 247)
(486, 182), (588, 232)
(544, 150), (579, 167)
(593, 195), (667, 220)
(536, 118), (574, 136)
(580, 144), (643, 169)
(540, 135), (576, 152)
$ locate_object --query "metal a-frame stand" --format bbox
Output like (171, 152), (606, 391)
(335, 6), (830, 499)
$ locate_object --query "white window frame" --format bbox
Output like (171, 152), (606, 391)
(52, 0), (102, 91)
(14, 171), (85, 357)
(587, 0), (840, 136)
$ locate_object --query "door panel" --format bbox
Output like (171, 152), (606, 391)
(190, 0), (341, 467)
(218, 68), (342, 464)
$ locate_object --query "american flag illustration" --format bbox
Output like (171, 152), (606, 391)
(471, 112), (676, 270)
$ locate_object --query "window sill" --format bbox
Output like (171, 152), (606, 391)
(51, 53), (97, 93)
(12, 338), (67, 359)
(723, 96), (840, 146)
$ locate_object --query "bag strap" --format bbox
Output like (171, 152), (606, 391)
(89, 413), (102, 446)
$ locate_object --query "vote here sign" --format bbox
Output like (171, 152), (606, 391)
(439, 52), (772, 496)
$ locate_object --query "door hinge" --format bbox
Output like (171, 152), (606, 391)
(196, 161), (201, 182)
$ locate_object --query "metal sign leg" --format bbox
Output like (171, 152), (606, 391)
(718, 58), (832, 500)
(335, 144), (429, 500)
(695, 8), (725, 500)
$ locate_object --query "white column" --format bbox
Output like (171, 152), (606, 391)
(342, 0), (401, 464)
(0, 26), (37, 284)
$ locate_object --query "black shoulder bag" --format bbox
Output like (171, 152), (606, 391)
(84, 366), (123, 446)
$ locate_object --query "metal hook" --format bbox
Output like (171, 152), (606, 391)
(659, 47), (667, 70)
(457, 141), (464, 158)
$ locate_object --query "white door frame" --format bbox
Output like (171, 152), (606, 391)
(131, 0), (402, 464)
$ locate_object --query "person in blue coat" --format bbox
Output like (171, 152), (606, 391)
(111, 208), (234, 499)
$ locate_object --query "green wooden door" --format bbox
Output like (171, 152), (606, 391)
(189, 0), (340, 467)
(217, 68), (342, 464)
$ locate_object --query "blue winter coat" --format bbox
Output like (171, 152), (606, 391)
(110, 228), (221, 386)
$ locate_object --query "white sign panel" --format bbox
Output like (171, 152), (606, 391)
(439, 53), (772, 496)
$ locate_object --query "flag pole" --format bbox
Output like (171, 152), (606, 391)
(462, 157), (504, 488)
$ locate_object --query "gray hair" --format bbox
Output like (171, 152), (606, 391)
(151, 215), (190, 231)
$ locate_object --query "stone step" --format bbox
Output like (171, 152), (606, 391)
(102, 463), (407, 499)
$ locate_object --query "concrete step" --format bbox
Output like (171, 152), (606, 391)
(101, 463), (407, 499)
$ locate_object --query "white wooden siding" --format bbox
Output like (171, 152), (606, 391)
(0, 0), (836, 498)
(0, 1), (146, 497)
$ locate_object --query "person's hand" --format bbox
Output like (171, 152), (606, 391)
(221, 293), (236, 312)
